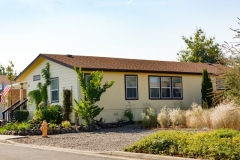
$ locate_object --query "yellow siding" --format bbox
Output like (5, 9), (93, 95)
(18, 58), (203, 123)
(81, 72), (202, 123)
(18, 58), (79, 121)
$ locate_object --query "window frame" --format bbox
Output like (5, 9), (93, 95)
(148, 76), (183, 100)
(50, 77), (59, 103)
(125, 75), (138, 100)
(216, 78), (225, 90)
(161, 77), (172, 99)
(172, 77), (183, 98)
(148, 76), (161, 99)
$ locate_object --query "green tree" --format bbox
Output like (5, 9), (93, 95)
(177, 28), (224, 64)
(0, 65), (6, 75)
(201, 69), (213, 108)
(73, 67), (114, 125)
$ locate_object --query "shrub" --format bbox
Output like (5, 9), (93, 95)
(169, 108), (186, 128)
(2, 122), (30, 131)
(33, 104), (63, 124)
(185, 102), (204, 128)
(157, 106), (170, 128)
(17, 121), (31, 130)
(124, 128), (240, 159)
(61, 120), (71, 128)
(124, 108), (134, 121)
(62, 89), (72, 121)
(49, 123), (57, 129)
(3, 122), (18, 131)
(141, 102), (157, 129)
(14, 110), (29, 122)
(210, 102), (240, 129)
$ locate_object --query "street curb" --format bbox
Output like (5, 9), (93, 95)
(2, 140), (139, 160)
(4, 140), (195, 160)
(101, 151), (196, 160)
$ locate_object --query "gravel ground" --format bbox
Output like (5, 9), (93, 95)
(11, 125), (157, 151)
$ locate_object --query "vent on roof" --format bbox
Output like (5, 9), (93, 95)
(66, 54), (73, 58)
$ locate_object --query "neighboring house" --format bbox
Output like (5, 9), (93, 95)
(14, 53), (224, 123)
(0, 75), (27, 119)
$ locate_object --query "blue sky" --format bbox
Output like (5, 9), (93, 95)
(0, 0), (239, 72)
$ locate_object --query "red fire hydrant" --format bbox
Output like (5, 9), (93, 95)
(40, 120), (48, 138)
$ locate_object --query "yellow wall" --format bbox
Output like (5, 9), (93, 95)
(17, 58), (79, 122)
(18, 58), (203, 123)
(82, 71), (202, 123)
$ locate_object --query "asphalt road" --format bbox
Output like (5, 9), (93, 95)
(0, 142), (140, 160)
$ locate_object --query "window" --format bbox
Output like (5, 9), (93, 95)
(161, 77), (171, 98)
(216, 78), (225, 90)
(51, 78), (59, 102)
(85, 74), (90, 85)
(148, 76), (182, 99)
(125, 75), (138, 99)
(172, 77), (182, 98)
(149, 77), (160, 99)
(33, 75), (40, 81)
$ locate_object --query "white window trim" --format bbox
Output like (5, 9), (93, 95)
(51, 77), (59, 103)
(149, 77), (160, 99)
(161, 77), (171, 98)
(172, 77), (182, 98)
(125, 75), (138, 99)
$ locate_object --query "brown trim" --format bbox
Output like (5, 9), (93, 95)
(41, 54), (74, 70)
(50, 77), (59, 103)
(148, 75), (183, 100)
(124, 75), (138, 100)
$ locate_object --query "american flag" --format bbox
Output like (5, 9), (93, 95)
(1, 82), (10, 104)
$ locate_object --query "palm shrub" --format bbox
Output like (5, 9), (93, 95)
(73, 67), (114, 125)
(141, 102), (157, 129)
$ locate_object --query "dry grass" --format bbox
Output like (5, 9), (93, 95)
(185, 102), (204, 128)
(210, 102), (240, 130)
(157, 106), (170, 128)
(169, 108), (186, 128)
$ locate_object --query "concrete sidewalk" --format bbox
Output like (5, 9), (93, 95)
(101, 151), (196, 160)
(0, 135), (27, 140)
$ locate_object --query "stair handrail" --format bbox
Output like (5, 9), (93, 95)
(12, 99), (28, 111)
(2, 100), (21, 113)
